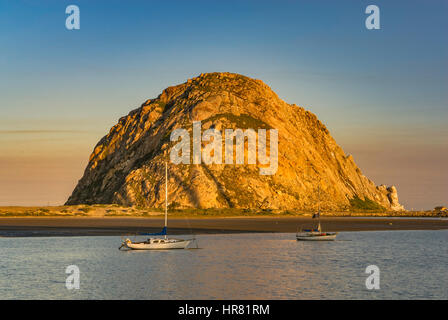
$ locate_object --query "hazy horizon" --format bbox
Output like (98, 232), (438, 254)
(1, 0), (447, 210)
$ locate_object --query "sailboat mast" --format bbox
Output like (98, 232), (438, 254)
(317, 182), (321, 232)
(317, 184), (320, 215)
(165, 161), (168, 238)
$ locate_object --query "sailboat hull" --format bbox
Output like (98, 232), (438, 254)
(296, 232), (338, 241)
(124, 239), (192, 250)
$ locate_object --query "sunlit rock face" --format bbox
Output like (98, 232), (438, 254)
(66, 72), (403, 211)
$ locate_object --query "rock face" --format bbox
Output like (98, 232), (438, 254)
(384, 185), (405, 211)
(66, 72), (404, 211)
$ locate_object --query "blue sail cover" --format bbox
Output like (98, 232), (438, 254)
(140, 226), (167, 236)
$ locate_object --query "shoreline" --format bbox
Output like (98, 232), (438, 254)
(0, 216), (447, 237)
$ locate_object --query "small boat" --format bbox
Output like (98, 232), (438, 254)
(119, 162), (193, 250)
(296, 183), (337, 241)
(296, 222), (338, 241)
(121, 231), (192, 250)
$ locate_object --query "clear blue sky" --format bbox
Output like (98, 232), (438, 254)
(0, 0), (447, 209)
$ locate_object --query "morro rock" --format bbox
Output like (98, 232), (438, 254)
(66, 72), (403, 211)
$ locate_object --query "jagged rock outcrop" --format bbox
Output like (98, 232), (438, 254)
(382, 185), (405, 211)
(66, 72), (404, 211)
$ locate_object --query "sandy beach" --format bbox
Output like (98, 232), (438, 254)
(0, 216), (447, 237)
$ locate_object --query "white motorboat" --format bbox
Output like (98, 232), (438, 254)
(119, 162), (194, 250)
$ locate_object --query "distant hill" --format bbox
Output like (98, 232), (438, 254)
(66, 72), (404, 211)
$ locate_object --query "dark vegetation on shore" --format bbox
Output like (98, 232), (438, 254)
(349, 196), (386, 212)
(0, 204), (446, 218)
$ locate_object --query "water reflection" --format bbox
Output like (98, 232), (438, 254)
(0, 230), (447, 299)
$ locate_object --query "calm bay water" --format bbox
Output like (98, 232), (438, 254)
(0, 230), (447, 299)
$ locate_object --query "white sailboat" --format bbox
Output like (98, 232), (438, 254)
(119, 162), (193, 250)
(296, 184), (338, 241)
